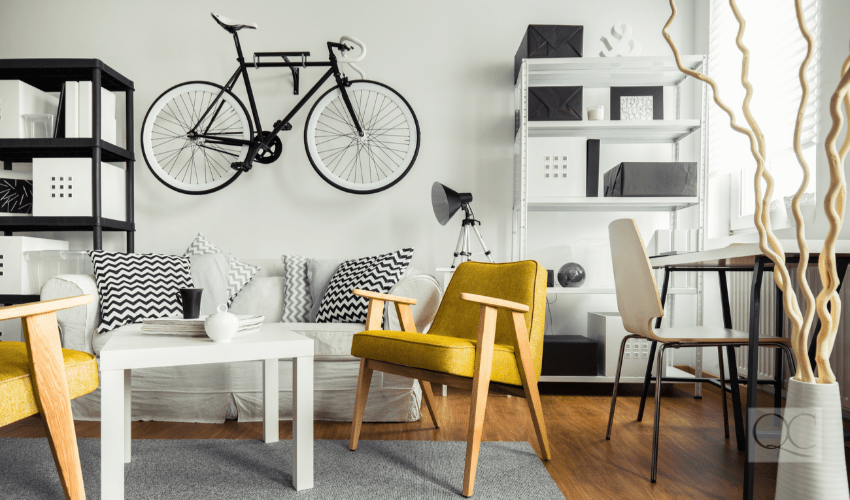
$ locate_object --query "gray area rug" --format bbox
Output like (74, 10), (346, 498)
(0, 438), (564, 499)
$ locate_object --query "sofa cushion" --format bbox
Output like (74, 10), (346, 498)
(188, 253), (231, 315)
(89, 251), (193, 334)
(307, 259), (344, 322)
(184, 233), (260, 306)
(281, 256), (311, 322)
(317, 248), (413, 323)
(227, 277), (285, 323)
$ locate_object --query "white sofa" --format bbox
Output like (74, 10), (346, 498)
(41, 258), (442, 423)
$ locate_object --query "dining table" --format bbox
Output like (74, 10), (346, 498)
(649, 239), (850, 500)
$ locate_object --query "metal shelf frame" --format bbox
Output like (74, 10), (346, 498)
(512, 55), (710, 385)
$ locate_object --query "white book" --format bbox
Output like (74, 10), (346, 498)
(64, 81), (79, 138)
(78, 81), (92, 137)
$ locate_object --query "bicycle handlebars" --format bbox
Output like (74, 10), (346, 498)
(336, 35), (366, 80)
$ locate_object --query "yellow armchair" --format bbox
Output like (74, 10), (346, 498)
(0, 295), (99, 500)
(348, 261), (550, 497)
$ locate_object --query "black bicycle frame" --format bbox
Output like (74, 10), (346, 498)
(188, 32), (363, 156)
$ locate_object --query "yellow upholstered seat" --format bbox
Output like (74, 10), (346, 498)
(0, 341), (98, 427)
(348, 261), (549, 497)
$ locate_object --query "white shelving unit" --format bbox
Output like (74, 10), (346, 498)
(513, 55), (709, 384)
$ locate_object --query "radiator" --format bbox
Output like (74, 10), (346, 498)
(726, 267), (849, 409)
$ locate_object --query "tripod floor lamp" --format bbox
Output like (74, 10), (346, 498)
(431, 182), (494, 268)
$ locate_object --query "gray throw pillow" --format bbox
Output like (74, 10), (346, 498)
(281, 255), (311, 323)
(188, 253), (231, 316)
(307, 259), (344, 322)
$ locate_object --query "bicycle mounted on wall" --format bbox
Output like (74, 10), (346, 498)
(141, 13), (421, 195)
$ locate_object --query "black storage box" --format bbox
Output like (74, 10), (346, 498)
(541, 335), (598, 376)
(528, 86), (583, 121)
(515, 25), (583, 83)
(603, 162), (698, 197)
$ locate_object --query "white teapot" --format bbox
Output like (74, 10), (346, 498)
(204, 304), (239, 343)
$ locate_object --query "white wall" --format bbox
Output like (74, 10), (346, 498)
(0, 0), (695, 278)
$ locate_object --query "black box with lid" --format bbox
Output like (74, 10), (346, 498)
(603, 162), (698, 197)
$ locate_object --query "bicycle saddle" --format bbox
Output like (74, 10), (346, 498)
(211, 13), (257, 32)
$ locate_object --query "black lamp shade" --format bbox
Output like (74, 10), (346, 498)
(432, 182), (470, 226)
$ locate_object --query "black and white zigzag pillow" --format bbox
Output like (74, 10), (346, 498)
(316, 248), (413, 324)
(89, 251), (193, 334)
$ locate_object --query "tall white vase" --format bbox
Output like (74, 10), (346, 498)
(775, 378), (850, 500)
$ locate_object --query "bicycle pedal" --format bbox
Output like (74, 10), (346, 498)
(230, 161), (253, 172)
(273, 120), (292, 132)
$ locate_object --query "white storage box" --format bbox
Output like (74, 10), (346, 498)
(75, 82), (117, 143)
(568, 238), (614, 287)
(527, 137), (587, 198)
(25, 250), (93, 295)
(587, 312), (662, 377)
(32, 158), (126, 220)
(0, 236), (68, 294)
(0, 80), (59, 138)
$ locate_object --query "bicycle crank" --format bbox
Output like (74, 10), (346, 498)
(253, 131), (283, 164)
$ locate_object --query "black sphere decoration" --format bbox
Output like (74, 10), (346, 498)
(557, 262), (586, 287)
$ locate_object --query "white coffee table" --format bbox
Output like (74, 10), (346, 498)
(98, 323), (314, 499)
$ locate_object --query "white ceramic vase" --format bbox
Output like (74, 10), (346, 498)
(775, 378), (850, 500)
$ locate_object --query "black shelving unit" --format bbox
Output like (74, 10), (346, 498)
(0, 59), (135, 306)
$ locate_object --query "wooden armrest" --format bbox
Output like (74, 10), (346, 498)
(352, 289), (417, 305)
(0, 295), (93, 322)
(459, 293), (529, 313)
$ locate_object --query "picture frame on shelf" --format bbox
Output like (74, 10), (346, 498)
(610, 86), (663, 121)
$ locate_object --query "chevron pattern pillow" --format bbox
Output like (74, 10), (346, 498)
(89, 251), (193, 334)
(184, 233), (260, 306)
(316, 248), (413, 324)
(281, 255), (312, 323)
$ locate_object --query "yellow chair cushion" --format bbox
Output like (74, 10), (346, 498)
(0, 341), (98, 427)
(351, 330), (524, 385)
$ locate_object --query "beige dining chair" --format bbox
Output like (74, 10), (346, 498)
(606, 219), (796, 483)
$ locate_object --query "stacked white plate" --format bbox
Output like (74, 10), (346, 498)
(142, 315), (265, 337)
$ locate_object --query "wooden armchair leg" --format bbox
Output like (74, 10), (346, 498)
(419, 380), (440, 428)
(349, 358), (373, 451)
(462, 305), (498, 498)
(511, 311), (551, 461)
(25, 313), (86, 500)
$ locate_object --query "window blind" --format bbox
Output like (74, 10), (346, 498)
(707, 0), (819, 214)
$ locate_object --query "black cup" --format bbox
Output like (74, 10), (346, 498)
(177, 288), (203, 319)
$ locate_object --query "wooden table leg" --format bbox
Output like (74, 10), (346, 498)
(263, 358), (279, 444)
(101, 369), (127, 500)
(744, 257), (765, 500)
(292, 356), (314, 491)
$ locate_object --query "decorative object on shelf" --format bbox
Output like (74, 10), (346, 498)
(586, 105), (604, 120)
(586, 139), (600, 197)
(431, 182), (494, 268)
(21, 113), (54, 139)
(184, 233), (261, 307)
(603, 162), (697, 197)
(528, 138), (587, 198)
(599, 22), (642, 57)
(316, 247), (413, 323)
(610, 86), (663, 120)
(0, 80), (58, 138)
(0, 177), (32, 214)
(664, 1), (850, 497)
(547, 270), (554, 287)
(0, 237), (68, 294)
(204, 304), (239, 343)
(541, 335), (597, 376)
(514, 25), (584, 83)
(529, 87), (582, 121)
(177, 288), (203, 319)
(557, 262), (585, 287)
(32, 158), (126, 220)
(88, 250), (193, 334)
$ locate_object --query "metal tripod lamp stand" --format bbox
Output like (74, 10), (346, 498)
(431, 182), (494, 268)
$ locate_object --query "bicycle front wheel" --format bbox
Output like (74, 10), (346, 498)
(304, 81), (420, 194)
(141, 81), (253, 195)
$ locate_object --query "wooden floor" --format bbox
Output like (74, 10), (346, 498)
(1, 379), (840, 499)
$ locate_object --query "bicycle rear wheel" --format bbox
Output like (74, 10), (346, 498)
(304, 81), (420, 194)
(141, 81), (253, 195)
